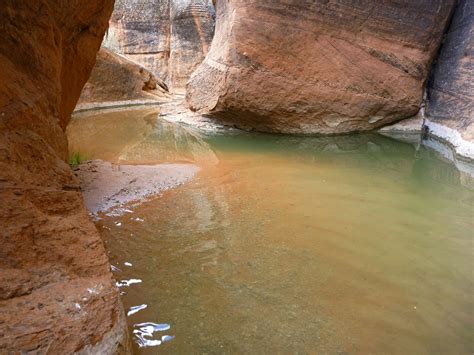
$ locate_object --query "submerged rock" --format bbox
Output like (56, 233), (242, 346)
(0, 0), (129, 353)
(426, 0), (474, 160)
(104, 0), (215, 92)
(186, 0), (455, 134)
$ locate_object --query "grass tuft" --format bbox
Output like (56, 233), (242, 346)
(69, 152), (87, 169)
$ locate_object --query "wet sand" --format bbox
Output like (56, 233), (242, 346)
(74, 160), (199, 215)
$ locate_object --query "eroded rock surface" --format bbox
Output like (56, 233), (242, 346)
(187, 0), (455, 134)
(77, 47), (170, 108)
(378, 115), (424, 146)
(426, 0), (474, 160)
(104, 0), (215, 92)
(0, 1), (129, 353)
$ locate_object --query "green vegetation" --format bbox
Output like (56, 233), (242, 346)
(69, 152), (87, 169)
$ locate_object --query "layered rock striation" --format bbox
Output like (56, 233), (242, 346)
(0, 1), (129, 353)
(426, 0), (474, 160)
(186, 0), (456, 134)
(104, 0), (215, 92)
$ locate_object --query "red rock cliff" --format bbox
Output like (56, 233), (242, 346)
(186, 0), (456, 134)
(0, 1), (129, 353)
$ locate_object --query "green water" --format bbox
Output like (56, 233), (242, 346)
(69, 109), (474, 354)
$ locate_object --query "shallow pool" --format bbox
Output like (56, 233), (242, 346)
(69, 108), (474, 354)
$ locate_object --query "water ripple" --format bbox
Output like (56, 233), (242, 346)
(127, 304), (148, 316)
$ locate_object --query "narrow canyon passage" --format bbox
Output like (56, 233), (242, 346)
(1, 0), (472, 353)
(68, 108), (474, 353)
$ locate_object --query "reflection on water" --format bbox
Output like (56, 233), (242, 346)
(68, 107), (218, 166)
(127, 304), (148, 316)
(421, 136), (474, 190)
(71, 109), (473, 354)
(116, 279), (142, 287)
(133, 322), (174, 348)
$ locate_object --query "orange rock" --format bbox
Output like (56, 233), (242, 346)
(186, 0), (456, 134)
(0, 0), (129, 353)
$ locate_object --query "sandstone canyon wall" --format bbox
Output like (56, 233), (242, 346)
(104, 0), (215, 92)
(77, 47), (170, 108)
(0, 1), (129, 353)
(186, 0), (456, 134)
(426, 0), (474, 159)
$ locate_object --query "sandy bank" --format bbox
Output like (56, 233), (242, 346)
(75, 160), (199, 215)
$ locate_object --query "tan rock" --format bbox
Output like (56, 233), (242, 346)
(0, 0), (129, 353)
(104, 0), (215, 92)
(186, 0), (455, 134)
(78, 47), (170, 106)
(378, 114), (425, 145)
(379, 116), (424, 134)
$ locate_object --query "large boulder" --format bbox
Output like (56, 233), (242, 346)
(186, 0), (455, 134)
(0, 1), (129, 353)
(425, 0), (474, 160)
(77, 47), (170, 107)
(104, 0), (215, 92)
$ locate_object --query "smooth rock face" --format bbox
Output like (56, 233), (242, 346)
(104, 0), (215, 92)
(0, 1), (129, 353)
(426, 0), (474, 159)
(78, 47), (170, 106)
(186, 0), (455, 134)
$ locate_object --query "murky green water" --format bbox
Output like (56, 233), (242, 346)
(69, 108), (474, 354)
